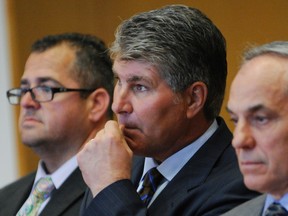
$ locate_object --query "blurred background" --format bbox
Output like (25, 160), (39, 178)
(1, 0), (288, 187)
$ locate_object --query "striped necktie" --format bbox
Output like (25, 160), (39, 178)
(264, 202), (288, 216)
(138, 167), (163, 206)
(17, 177), (54, 216)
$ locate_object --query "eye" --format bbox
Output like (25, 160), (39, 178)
(132, 84), (148, 92)
(253, 115), (269, 125)
(230, 117), (238, 126)
(227, 111), (238, 125)
(39, 86), (52, 92)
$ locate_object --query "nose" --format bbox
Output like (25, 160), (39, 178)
(20, 90), (40, 108)
(232, 120), (255, 150)
(112, 85), (133, 114)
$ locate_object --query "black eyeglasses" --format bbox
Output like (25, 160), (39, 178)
(6, 86), (96, 105)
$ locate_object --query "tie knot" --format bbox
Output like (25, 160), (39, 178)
(265, 202), (288, 216)
(33, 177), (54, 200)
(142, 167), (163, 190)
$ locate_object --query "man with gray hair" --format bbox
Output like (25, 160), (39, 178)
(78, 5), (259, 215)
(224, 41), (288, 216)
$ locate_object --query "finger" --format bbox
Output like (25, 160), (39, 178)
(104, 120), (122, 138)
(119, 124), (125, 133)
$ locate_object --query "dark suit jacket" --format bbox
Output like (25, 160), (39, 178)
(221, 194), (266, 216)
(0, 168), (86, 216)
(81, 117), (260, 216)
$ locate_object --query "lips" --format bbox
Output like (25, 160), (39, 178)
(240, 160), (262, 165)
(239, 160), (265, 174)
(118, 119), (138, 130)
(21, 115), (41, 128)
(122, 126), (139, 135)
(121, 124), (143, 141)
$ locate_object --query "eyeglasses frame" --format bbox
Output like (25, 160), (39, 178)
(6, 86), (96, 105)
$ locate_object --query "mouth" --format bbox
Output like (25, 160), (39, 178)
(21, 116), (41, 127)
(122, 125), (139, 135)
(239, 160), (265, 173)
(118, 119), (138, 130)
(121, 124), (143, 140)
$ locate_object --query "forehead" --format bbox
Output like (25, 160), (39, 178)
(228, 55), (288, 111)
(22, 44), (76, 82)
(113, 59), (160, 81)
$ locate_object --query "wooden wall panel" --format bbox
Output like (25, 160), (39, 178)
(7, 0), (288, 176)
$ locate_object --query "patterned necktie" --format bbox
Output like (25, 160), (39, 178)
(138, 167), (164, 206)
(265, 202), (288, 216)
(17, 177), (55, 216)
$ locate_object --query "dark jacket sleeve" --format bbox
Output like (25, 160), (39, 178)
(82, 179), (147, 216)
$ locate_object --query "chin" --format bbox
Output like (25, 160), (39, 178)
(244, 176), (266, 193)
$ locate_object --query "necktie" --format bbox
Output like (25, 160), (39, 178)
(138, 167), (164, 206)
(265, 202), (288, 216)
(17, 177), (55, 216)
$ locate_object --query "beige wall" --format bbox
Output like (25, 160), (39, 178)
(7, 0), (288, 176)
(0, 0), (18, 187)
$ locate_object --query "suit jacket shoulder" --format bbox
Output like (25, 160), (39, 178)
(0, 168), (86, 216)
(221, 194), (266, 216)
(0, 171), (35, 215)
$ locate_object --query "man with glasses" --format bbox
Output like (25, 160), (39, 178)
(0, 33), (114, 216)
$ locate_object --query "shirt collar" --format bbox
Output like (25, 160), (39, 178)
(34, 155), (78, 189)
(263, 194), (288, 215)
(141, 119), (218, 182)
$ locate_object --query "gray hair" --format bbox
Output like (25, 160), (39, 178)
(242, 41), (288, 96)
(110, 5), (227, 120)
(243, 41), (288, 62)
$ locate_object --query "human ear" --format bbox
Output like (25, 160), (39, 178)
(185, 81), (207, 118)
(88, 88), (111, 122)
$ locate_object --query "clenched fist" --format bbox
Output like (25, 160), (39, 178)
(77, 120), (133, 197)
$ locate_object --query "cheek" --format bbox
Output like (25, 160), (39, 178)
(259, 135), (288, 176)
(267, 145), (288, 171)
(140, 100), (185, 131)
(45, 104), (79, 127)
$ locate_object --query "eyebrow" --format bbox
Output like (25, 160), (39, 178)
(247, 104), (266, 113)
(127, 75), (147, 82)
(20, 77), (63, 86)
(226, 104), (266, 114)
(113, 70), (153, 85)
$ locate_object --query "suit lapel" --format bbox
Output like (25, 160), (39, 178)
(149, 118), (233, 212)
(175, 117), (232, 190)
(13, 174), (35, 212)
(222, 194), (266, 216)
(40, 168), (86, 216)
(131, 156), (145, 186)
(243, 194), (266, 216)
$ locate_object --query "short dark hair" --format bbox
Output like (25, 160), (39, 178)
(32, 32), (114, 118)
(110, 5), (227, 120)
